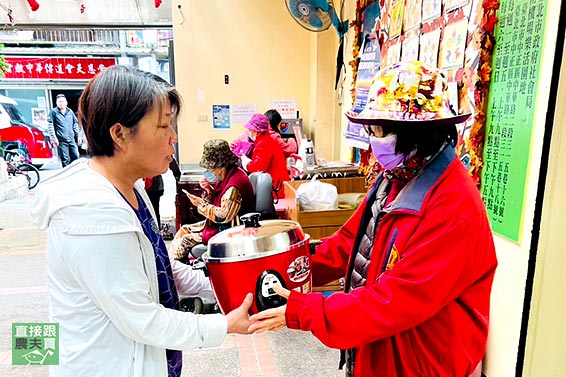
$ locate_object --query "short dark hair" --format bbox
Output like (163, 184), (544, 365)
(78, 65), (181, 157)
(264, 109), (282, 133)
(384, 123), (458, 157)
(56, 94), (66, 99)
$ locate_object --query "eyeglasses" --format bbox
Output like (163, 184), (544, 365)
(362, 124), (383, 137)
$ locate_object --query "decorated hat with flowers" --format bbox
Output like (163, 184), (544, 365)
(346, 61), (470, 126)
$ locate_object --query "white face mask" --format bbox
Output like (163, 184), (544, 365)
(369, 134), (405, 170)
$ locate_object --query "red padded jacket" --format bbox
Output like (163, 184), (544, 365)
(285, 146), (497, 377)
(246, 132), (290, 198)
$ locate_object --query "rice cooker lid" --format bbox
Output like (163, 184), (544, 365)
(205, 213), (306, 261)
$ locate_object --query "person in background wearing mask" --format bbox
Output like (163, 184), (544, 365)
(229, 109), (297, 158)
(240, 113), (290, 199)
(170, 139), (255, 261)
(249, 62), (497, 377)
(47, 93), (83, 167)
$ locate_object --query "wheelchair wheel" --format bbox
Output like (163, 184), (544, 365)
(179, 297), (203, 314)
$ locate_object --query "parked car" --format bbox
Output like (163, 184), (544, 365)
(0, 95), (56, 168)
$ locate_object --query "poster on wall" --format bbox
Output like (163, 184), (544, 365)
(481, 0), (547, 242)
(31, 108), (47, 127)
(36, 97), (46, 108)
(231, 104), (256, 124)
(389, 0), (404, 39)
(212, 105), (230, 129)
(403, 0), (423, 32)
(401, 36), (420, 62)
(346, 1), (382, 148)
(270, 99), (297, 119)
(422, 0), (442, 22)
(345, 37), (381, 149)
(419, 29), (442, 66)
(438, 18), (468, 69)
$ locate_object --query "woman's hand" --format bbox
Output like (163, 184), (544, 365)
(199, 177), (211, 189)
(188, 194), (203, 207)
(241, 155), (251, 170)
(226, 293), (254, 334)
(248, 284), (290, 333)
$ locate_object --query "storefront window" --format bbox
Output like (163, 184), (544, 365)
(0, 88), (48, 127)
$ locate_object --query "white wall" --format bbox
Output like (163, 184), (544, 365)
(172, 0), (319, 163)
(521, 29), (566, 377)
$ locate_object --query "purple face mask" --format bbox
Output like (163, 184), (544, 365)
(369, 134), (405, 170)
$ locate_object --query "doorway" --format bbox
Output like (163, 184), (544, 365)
(49, 88), (86, 155)
(49, 89), (83, 114)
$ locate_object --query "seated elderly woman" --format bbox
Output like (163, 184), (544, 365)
(170, 139), (255, 261)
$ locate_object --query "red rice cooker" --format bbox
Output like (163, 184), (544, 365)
(202, 213), (311, 314)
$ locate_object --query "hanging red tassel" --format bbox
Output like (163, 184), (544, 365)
(26, 0), (40, 11)
(154, 0), (162, 8)
(7, 8), (14, 23)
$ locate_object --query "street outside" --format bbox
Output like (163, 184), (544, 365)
(0, 159), (344, 377)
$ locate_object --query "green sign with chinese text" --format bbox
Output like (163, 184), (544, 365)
(481, 0), (548, 242)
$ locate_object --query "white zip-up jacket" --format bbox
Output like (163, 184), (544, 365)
(31, 159), (227, 377)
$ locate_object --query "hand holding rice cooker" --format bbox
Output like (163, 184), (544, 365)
(202, 213), (311, 314)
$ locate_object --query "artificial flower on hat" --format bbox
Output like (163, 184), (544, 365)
(346, 61), (470, 126)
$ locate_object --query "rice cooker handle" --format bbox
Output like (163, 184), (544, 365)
(240, 212), (261, 228)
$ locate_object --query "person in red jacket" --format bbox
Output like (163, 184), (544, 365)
(229, 109), (297, 158)
(264, 109), (298, 158)
(249, 61), (497, 377)
(241, 113), (290, 199)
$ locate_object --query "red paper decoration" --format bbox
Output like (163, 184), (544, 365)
(26, 0), (39, 11)
(7, 8), (14, 23)
(154, 0), (162, 8)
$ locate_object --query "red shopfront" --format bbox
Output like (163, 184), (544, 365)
(0, 56), (117, 129)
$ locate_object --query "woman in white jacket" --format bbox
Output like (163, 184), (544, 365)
(31, 65), (253, 377)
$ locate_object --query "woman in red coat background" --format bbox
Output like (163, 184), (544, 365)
(241, 113), (290, 199)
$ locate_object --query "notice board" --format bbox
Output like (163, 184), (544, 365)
(481, 0), (548, 242)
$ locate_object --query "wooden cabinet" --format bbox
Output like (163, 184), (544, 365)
(282, 176), (367, 239)
(281, 176), (367, 293)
